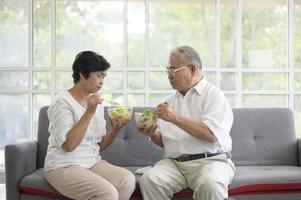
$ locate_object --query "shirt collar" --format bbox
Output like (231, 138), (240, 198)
(176, 76), (207, 97)
(193, 76), (207, 95)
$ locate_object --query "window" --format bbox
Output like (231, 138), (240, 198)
(0, 0), (301, 169)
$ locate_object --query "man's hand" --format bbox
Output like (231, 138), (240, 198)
(137, 123), (157, 137)
(156, 102), (176, 123)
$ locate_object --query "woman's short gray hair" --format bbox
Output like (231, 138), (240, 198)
(172, 45), (202, 69)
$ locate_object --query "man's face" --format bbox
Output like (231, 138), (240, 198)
(167, 53), (192, 93)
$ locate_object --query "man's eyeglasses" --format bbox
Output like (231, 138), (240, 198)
(165, 65), (188, 77)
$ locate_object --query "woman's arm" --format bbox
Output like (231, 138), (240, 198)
(98, 117), (129, 151)
(62, 94), (101, 152)
(98, 129), (119, 151)
(62, 112), (94, 152)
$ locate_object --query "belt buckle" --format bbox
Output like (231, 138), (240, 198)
(225, 152), (231, 159)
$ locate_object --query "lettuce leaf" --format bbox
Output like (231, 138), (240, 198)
(137, 109), (157, 126)
(109, 107), (132, 121)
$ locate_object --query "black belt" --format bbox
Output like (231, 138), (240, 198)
(173, 152), (231, 162)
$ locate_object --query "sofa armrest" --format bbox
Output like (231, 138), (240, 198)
(5, 140), (38, 200)
(298, 138), (301, 166)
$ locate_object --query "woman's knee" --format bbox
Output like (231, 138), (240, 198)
(89, 184), (119, 200)
(121, 170), (136, 192)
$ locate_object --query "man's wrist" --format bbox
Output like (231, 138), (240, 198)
(148, 131), (156, 139)
(171, 113), (181, 125)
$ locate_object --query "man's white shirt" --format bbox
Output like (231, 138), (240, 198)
(158, 77), (233, 158)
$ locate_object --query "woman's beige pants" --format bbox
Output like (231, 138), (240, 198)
(45, 160), (136, 200)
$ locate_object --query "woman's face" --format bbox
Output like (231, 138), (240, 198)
(81, 71), (107, 93)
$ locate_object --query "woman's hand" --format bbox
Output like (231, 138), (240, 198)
(86, 93), (103, 115)
(110, 117), (130, 133)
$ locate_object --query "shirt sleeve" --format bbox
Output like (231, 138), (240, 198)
(48, 99), (75, 147)
(201, 91), (233, 148)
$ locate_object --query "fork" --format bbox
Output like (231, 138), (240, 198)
(103, 99), (119, 106)
(93, 93), (119, 106)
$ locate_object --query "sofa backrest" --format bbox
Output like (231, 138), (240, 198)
(37, 106), (297, 168)
(231, 108), (298, 166)
(37, 106), (50, 168)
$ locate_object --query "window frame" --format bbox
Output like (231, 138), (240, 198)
(0, 0), (301, 171)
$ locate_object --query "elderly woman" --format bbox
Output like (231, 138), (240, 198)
(44, 51), (135, 200)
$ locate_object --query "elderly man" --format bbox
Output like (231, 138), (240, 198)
(138, 45), (235, 200)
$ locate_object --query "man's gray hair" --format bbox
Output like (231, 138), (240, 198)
(172, 45), (202, 69)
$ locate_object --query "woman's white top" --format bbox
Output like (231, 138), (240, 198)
(44, 91), (106, 171)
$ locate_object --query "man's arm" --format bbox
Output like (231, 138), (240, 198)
(149, 131), (164, 147)
(137, 124), (164, 148)
(156, 103), (217, 143)
(172, 115), (217, 143)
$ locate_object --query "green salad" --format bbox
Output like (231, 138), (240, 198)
(108, 107), (132, 122)
(136, 109), (158, 127)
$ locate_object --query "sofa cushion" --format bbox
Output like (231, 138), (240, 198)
(231, 108), (298, 166)
(19, 167), (142, 199)
(19, 168), (68, 199)
(229, 166), (301, 194)
(20, 165), (301, 199)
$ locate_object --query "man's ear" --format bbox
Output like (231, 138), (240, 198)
(189, 64), (198, 76)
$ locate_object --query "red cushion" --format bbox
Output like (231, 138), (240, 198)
(21, 183), (301, 199)
(229, 183), (301, 195)
(21, 187), (69, 200)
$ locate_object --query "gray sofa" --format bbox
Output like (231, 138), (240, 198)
(5, 106), (301, 200)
